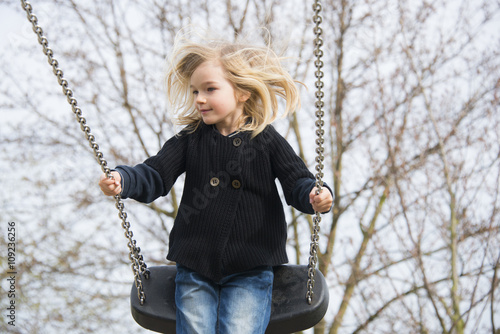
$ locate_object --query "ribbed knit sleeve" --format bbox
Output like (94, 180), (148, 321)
(263, 126), (315, 207)
(291, 177), (334, 214)
(143, 131), (188, 195)
(116, 163), (165, 203)
(114, 131), (188, 204)
(290, 177), (317, 214)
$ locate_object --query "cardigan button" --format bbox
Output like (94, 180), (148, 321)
(210, 177), (220, 187)
(232, 137), (242, 147)
(231, 179), (241, 189)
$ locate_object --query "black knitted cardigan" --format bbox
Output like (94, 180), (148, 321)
(117, 123), (324, 282)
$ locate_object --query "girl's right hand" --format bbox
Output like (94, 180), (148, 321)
(98, 171), (122, 196)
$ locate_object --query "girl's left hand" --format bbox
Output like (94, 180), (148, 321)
(309, 187), (333, 213)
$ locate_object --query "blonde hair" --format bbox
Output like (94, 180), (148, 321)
(165, 35), (300, 137)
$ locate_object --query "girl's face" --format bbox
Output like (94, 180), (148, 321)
(190, 61), (249, 136)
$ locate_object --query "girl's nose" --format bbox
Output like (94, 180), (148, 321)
(196, 93), (206, 104)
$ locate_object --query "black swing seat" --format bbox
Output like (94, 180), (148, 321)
(131, 265), (329, 333)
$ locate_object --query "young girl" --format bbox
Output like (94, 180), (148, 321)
(99, 36), (333, 333)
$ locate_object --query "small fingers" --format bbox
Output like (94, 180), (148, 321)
(98, 172), (122, 196)
(309, 187), (333, 212)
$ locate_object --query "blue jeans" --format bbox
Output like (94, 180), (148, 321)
(175, 264), (274, 334)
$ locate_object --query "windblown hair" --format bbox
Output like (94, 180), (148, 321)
(165, 35), (300, 137)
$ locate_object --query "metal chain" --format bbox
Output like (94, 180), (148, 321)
(20, 0), (149, 305)
(306, 0), (325, 305)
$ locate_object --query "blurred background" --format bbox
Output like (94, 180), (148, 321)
(0, 0), (499, 333)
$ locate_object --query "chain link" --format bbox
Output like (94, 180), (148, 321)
(306, 0), (325, 305)
(20, 0), (149, 305)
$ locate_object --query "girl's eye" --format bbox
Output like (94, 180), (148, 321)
(207, 87), (216, 92)
(192, 90), (199, 95)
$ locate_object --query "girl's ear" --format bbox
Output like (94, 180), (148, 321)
(238, 90), (251, 103)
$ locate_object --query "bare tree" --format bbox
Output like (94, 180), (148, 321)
(311, 0), (500, 333)
(1, 0), (498, 333)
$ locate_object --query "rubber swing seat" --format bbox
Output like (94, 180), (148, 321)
(131, 264), (329, 333)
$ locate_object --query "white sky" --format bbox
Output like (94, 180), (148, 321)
(1, 4), (28, 46)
